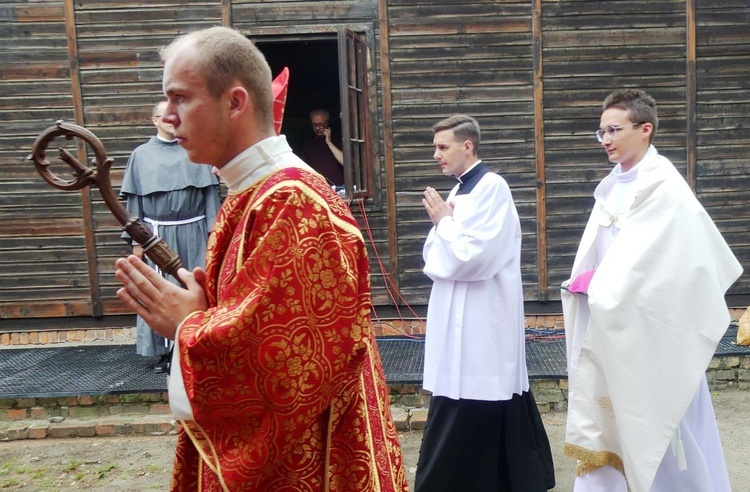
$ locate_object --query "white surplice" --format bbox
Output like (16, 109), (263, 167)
(422, 167), (528, 401)
(562, 146), (742, 492)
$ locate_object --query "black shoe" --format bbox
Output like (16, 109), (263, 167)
(153, 353), (170, 374)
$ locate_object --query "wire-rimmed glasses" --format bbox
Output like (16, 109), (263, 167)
(595, 122), (641, 143)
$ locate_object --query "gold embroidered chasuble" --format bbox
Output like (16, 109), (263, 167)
(170, 166), (407, 491)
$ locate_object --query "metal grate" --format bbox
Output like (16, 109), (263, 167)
(715, 324), (746, 356)
(526, 340), (568, 379)
(0, 345), (166, 399)
(1, 324), (746, 399)
(377, 338), (425, 384)
(377, 337), (570, 383)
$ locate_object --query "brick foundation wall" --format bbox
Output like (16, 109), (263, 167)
(0, 393), (175, 440)
(2, 310), (743, 346)
(1, 328), (136, 346)
(1, 312), (746, 439)
(0, 393), (170, 421)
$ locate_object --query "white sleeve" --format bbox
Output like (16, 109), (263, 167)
(423, 176), (519, 282)
(167, 322), (193, 421)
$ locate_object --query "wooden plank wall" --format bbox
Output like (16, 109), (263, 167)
(230, 0), (393, 305)
(387, 0), (750, 305)
(386, 0), (538, 304)
(694, 1), (750, 297)
(540, 0), (750, 301)
(73, 0), (223, 315)
(1, 0), (749, 325)
(0, 0), (225, 319)
(232, 0), (377, 25)
(0, 1), (89, 318)
(0, 0), (393, 321)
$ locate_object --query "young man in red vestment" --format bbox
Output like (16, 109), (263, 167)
(114, 26), (407, 492)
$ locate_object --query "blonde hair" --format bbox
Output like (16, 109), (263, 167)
(161, 26), (274, 130)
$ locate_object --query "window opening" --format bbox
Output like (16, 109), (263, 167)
(254, 30), (375, 200)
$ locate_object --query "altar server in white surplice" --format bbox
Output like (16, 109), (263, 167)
(414, 114), (555, 492)
(562, 89), (742, 492)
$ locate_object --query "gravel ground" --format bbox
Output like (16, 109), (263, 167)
(1, 390), (748, 491)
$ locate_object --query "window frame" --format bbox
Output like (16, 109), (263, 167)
(247, 24), (381, 206)
(338, 26), (377, 200)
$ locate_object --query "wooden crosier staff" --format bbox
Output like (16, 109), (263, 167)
(27, 120), (185, 285)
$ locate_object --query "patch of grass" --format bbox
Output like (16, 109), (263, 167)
(74, 471), (85, 481)
(119, 394), (141, 404)
(36, 475), (57, 490)
(62, 460), (81, 473)
(31, 467), (48, 480)
(0, 461), (15, 477)
(97, 463), (116, 480)
(1, 478), (20, 489)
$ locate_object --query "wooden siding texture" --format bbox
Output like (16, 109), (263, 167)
(541, 0), (691, 296)
(540, 0), (750, 299)
(386, 0), (538, 304)
(2, 0), (225, 319)
(0, 0), (748, 326)
(694, 1), (750, 296)
(231, 0), (394, 306)
(0, 1), (90, 318)
(0, 0), (393, 320)
(388, 0), (750, 304)
(74, 1), (223, 316)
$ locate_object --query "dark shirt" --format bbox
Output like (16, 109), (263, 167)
(301, 135), (344, 186)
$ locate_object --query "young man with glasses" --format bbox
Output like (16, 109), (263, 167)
(562, 89), (741, 491)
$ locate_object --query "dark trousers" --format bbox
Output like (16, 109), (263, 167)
(414, 392), (555, 492)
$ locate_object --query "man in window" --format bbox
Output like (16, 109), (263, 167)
(301, 108), (344, 186)
(415, 114), (555, 491)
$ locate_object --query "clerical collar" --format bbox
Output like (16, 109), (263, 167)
(456, 160), (482, 183)
(456, 160), (489, 195)
(595, 145), (657, 203)
(156, 135), (178, 144)
(217, 135), (302, 191)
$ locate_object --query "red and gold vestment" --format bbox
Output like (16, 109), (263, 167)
(170, 165), (407, 491)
